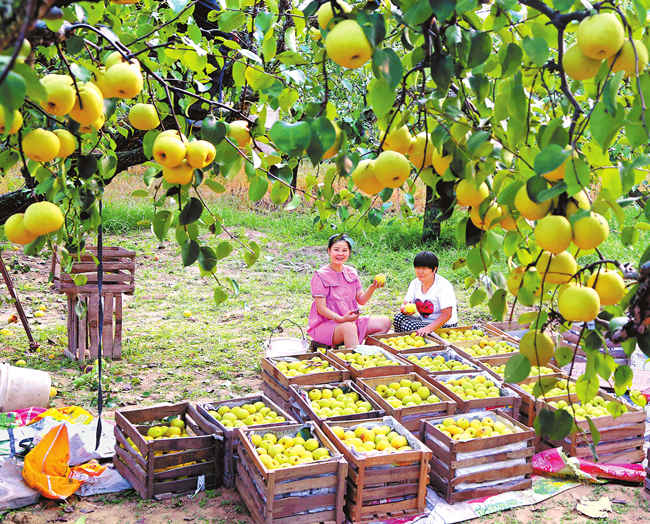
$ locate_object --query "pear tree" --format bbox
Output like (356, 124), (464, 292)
(0, 0), (649, 450)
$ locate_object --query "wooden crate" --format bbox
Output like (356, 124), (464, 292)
(536, 392), (646, 463)
(236, 421), (347, 524)
(366, 331), (442, 354)
(324, 347), (414, 379)
(113, 402), (221, 499)
(357, 373), (456, 438)
(321, 416), (431, 523)
(194, 395), (296, 488)
(52, 246), (135, 295)
(431, 372), (521, 418)
(479, 356), (563, 381)
(421, 409), (535, 503)
(429, 325), (502, 345)
(395, 347), (484, 377)
(451, 336), (519, 361)
(485, 321), (529, 341)
(289, 381), (384, 425)
(261, 354), (350, 411)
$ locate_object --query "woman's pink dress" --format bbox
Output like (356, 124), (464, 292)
(308, 264), (370, 346)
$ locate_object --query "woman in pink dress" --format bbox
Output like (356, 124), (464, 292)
(308, 234), (391, 348)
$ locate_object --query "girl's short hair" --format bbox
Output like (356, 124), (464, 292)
(413, 251), (439, 270)
(327, 233), (353, 251)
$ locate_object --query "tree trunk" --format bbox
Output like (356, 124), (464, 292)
(422, 180), (455, 243)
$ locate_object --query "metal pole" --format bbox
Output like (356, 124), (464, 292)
(0, 251), (39, 351)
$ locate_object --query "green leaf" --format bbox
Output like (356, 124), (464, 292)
(430, 0), (457, 21)
(243, 241), (260, 267)
(143, 131), (159, 160)
(501, 43), (522, 77)
(532, 376), (560, 398)
(525, 175), (549, 204)
(356, 11), (386, 47)
(285, 192), (301, 211)
(576, 374), (599, 404)
(466, 131), (490, 157)
(270, 121), (311, 156)
(469, 287), (487, 307)
(430, 54), (453, 92)
(488, 289), (507, 321)
(504, 353), (532, 383)
(0, 71), (26, 111)
(178, 197), (203, 225)
(404, 1), (434, 25)
(372, 48), (403, 90)
(152, 210), (173, 242)
(534, 408), (555, 437)
(219, 11), (246, 32)
(554, 346), (574, 367)
(466, 246), (485, 276)
(368, 78), (394, 118)
(585, 416), (601, 446)
(590, 103), (624, 152)
(522, 36), (549, 66)
(613, 365), (633, 396)
(606, 400), (626, 418)
(621, 225), (639, 247)
(270, 181), (290, 204)
(12, 63), (46, 103)
(198, 246), (217, 272)
(202, 115), (227, 146)
(307, 117), (336, 164)
(249, 175), (268, 202)
(534, 145), (570, 176)
(549, 409), (573, 440)
(213, 286), (228, 305)
(255, 11), (274, 35)
(468, 32), (492, 68)
(181, 240), (199, 267)
(368, 208), (383, 226)
(564, 156), (591, 196)
(216, 241), (233, 260)
(205, 179), (226, 194)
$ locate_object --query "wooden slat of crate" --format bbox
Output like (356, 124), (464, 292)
(479, 356), (563, 381)
(395, 347), (484, 377)
(324, 348), (414, 379)
(289, 381), (384, 425)
(261, 371), (294, 413)
(321, 417), (431, 523)
(431, 372), (521, 417)
(366, 331), (442, 355)
(235, 421), (347, 524)
(113, 402), (221, 499)
(356, 373), (456, 439)
(537, 393), (646, 463)
(422, 409), (534, 504)
(194, 394), (295, 488)
(261, 353), (350, 389)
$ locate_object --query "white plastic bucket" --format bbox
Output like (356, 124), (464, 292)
(0, 362), (51, 412)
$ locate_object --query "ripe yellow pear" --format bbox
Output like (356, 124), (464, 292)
(470, 204), (502, 231)
(162, 160), (194, 185)
(69, 83), (104, 125)
(53, 129), (77, 158)
(40, 74), (76, 116)
(577, 13), (624, 60)
(562, 45), (602, 81)
(79, 112), (105, 134)
(158, 129), (188, 143)
(153, 135), (187, 168)
(0, 107), (23, 134)
(22, 129), (60, 163)
(94, 68), (114, 98)
(608, 40), (648, 78)
(587, 269), (625, 306)
(316, 0), (351, 30)
(129, 103), (160, 130)
(325, 20), (372, 69)
(514, 185), (551, 220)
(186, 140), (216, 168)
(456, 179), (489, 207)
(105, 51), (140, 70)
(228, 120), (251, 147)
(23, 202), (64, 235)
(374, 151), (410, 189)
(382, 125), (412, 155)
(499, 206), (517, 231)
(351, 159), (382, 195)
(506, 267), (525, 296)
(558, 286), (600, 322)
(104, 63), (143, 99)
(572, 212), (608, 250)
(432, 150), (452, 175)
(407, 132), (433, 170)
(534, 215), (572, 254)
(322, 121), (342, 160)
(4, 214), (38, 245)
(519, 330), (555, 367)
(566, 190), (590, 217)
(536, 251), (577, 285)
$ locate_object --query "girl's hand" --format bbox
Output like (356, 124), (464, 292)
(339, 310), (360, 323)
(416, 326), (432, 336)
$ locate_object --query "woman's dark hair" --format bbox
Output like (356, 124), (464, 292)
(413, 251), (439, 270)
(327, 233), (353, 251)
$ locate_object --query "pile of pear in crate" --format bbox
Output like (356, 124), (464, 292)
(113, 323), (646, 523)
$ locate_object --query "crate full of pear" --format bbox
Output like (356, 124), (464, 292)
(195, 394), (296, 488)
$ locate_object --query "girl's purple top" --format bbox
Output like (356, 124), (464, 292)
(307, 264), (362, 334)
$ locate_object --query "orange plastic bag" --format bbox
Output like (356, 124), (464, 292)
(22, 423), (106, 499)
